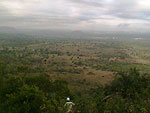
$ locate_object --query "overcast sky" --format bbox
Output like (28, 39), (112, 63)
(0, 0), (150, 32)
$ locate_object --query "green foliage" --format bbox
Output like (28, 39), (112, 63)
(102, 68), (150, 113)
(103, 96), (127, 113)
(75, 97), (98, 113)
(1, 59), (150, 113)
(0, 63), (6, 75)
(0, 75), (71, 113)
(0, 66), (150, 113)
(5, 85), (47, 113)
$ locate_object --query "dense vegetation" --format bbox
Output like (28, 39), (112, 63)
(1, 66), (150, 113)
(1, 34), (150, 112)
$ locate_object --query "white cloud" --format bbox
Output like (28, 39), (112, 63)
(0, 0), (150, 31)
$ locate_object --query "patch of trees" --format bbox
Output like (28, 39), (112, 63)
(74, 68), (150, 113)
(1, 68), (150, 112)
(0, 74), (71, 113)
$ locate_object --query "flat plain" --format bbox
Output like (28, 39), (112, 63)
(1, 34), (150, 91)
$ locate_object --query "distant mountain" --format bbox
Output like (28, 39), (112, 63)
(0, 26), (18, 33)
(0, 26), (150, 39)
